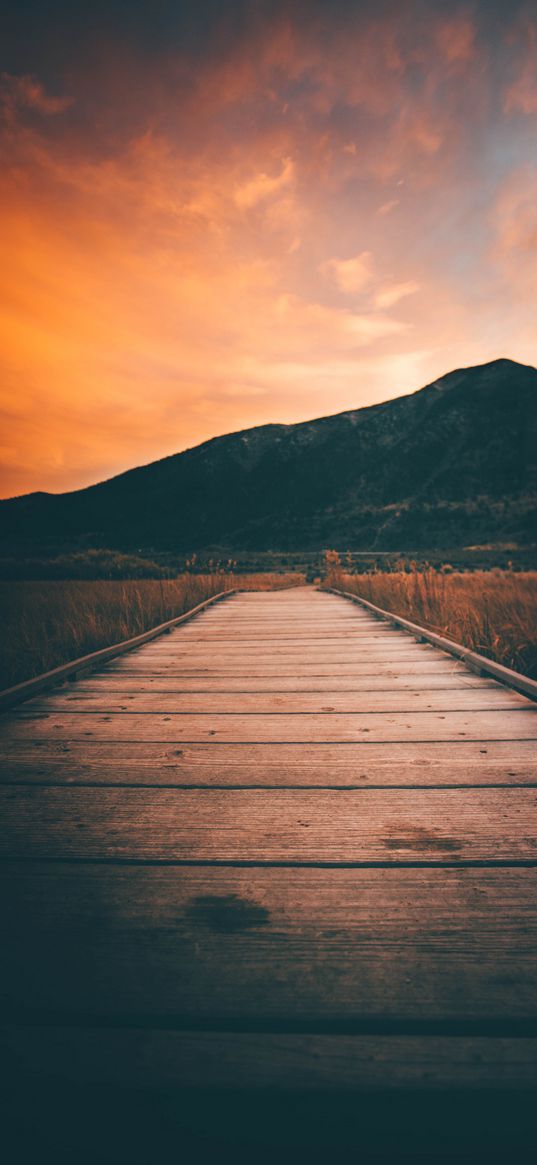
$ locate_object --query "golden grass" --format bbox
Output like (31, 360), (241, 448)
(0, 572), (305, 690)
(325, 566), (537, 679)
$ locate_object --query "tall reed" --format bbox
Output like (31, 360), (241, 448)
(0, 572), (305, 689)
(325, 562), (537, 679)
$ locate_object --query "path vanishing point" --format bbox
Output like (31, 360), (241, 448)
(1, 585), (537, 1145)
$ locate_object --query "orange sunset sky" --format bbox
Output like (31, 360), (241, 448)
(1, 0), (536, 498)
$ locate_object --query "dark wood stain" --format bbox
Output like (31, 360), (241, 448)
(383, 827), (462, 853)
(186, 894), (270, 932)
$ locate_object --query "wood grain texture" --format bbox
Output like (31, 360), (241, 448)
(104, 660), (467, 676)
(1, 865), (536, 1020)
(60, 672), (496, 691)
(27, 688), (527, 715)
(4, 708), (536, 741)
(5, 1027), (537, 1090)
(1, 739), (535, 786)
(141, 636), (409, 649)
(132, 644), (437, 658)
(150, 633), (400, 643)
(2, 786), (536, 861)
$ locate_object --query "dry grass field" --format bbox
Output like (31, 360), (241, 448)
(325, 562), (537, 679)
(0, 572), (305, 690)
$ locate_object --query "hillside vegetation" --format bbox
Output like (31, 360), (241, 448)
(1, 358), (536, 552)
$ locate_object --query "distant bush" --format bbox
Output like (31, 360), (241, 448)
(0, 548), (172, 580)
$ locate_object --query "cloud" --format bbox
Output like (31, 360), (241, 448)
(434, 16), (476, 66)
(377, 199), (400, 215)
(273, 294), (409, 350)
(375, 280), (420, 309)
(0, 72), (72, 116)
(491, 166), (537, 295)
(234, 157), (294, 209)
(503, 25), (537, 114)
(320, 251), (374, 294)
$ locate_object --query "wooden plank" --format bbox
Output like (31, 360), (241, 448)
(28, 689), (528, 715)
(5, 1027), (537, 1091)
(1, 739), (535, 786)
(59, 673), (497, 691)
(135, 643), (435, 656)
(189, 621), (373, 630)
(104, 660), (467, 676)
(4, 709), (536, 742)
(1, 866), (536, 1019)
(145, 633), (407, 645)
(1, 787), (536, 861)
(170, 629), (403, 638)
(180, 617), (370, 625)
(177, 630), (385, 639)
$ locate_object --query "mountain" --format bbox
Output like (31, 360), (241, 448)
(1, 358), (536, 552)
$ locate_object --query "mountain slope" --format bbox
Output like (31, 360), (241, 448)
(1, 358), (536, 551)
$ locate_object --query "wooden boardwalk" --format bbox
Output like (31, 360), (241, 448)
(2, 584), (537, 1108)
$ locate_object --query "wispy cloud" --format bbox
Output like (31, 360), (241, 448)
(234, 157), (295, 209)
(503, 23), (537, 114)
(319, 252), (374, 294)
(0, 72), (72, 116)
(375, 281), (420, 309)
(377, 199), (400, 216)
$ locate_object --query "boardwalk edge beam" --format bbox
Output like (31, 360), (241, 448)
(0, 589), (237, 712)
(321, 586), (537, 703)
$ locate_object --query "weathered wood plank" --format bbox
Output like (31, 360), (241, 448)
(1, 866), (536, 1019)
(179, 618), (374, 626)
(1, 787), (536, 861)
(145, 634), (408, 647)
(104, 660), (467, 676)
(165, 626), (403, 637)
(4, 709), (535, 742)
(60, 673), (497, 691)
(190, 625), (372, 633)
(28, 688), (528, 715)
(135, 643), (437, 657)
(1, 739), (535, 786)
(5, 1027), (537, 1091)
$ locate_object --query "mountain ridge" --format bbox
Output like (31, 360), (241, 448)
(1, 357), (536, 551)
